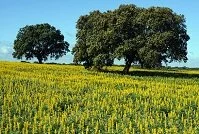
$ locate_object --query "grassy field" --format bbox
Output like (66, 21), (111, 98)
(0, 61), (199, 133)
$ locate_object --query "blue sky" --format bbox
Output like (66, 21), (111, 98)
(0, 0), (198, 67)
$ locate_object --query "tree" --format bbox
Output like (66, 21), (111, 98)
(112, 4), (142, 73)
(114, 6), (189, 72)
(13, 23), (70, 63)
(73, 5), (190, 73)
(136, 7), (190, 68)
(72, 14), (92, 68)
(72, 10), (115, 70)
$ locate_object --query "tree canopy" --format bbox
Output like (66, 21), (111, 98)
(136, 7), (189, 69)
(73, 10), (115, 69)
(73, 4), (190, 73)
(13, 23), (70, 63)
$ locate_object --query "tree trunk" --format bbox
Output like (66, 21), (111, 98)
(140, 62), (144, 69)
(123, 60), (132, 74)
(37, 56), (43, 64)
(138, 56), (144, 69)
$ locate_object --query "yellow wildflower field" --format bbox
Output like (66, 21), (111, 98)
(0, 62), (199, 133)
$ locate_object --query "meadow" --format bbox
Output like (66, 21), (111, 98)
(0, 61), (199, 133)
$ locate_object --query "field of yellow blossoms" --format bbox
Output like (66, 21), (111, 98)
(0, 61), (199, 133)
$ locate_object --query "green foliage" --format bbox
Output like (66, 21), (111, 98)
(137, 7), (189, 68)
(13, 23), (70, 63)
(72, 11), (115, 69)
(73, 4), (189, 73)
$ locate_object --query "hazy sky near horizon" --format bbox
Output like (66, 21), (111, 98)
(0, 0), (198, 67)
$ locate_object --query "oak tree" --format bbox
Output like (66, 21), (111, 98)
(13, 23), (70, 63)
